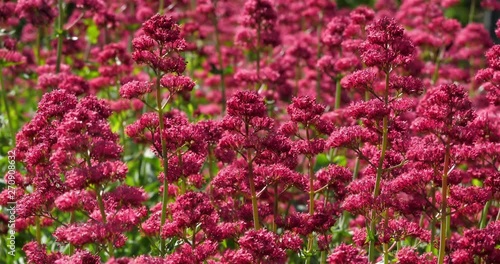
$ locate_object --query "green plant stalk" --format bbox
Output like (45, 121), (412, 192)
(35, 215), (41, 244)
(438, 143), (450, 264)
(244, 121), (260, 230)
(207, 145), (215, 179)
(432, 57), (441, 85)
(157, 76), (170, 256)
(55, 0), (64, 73)
(320, 251), (327, 264)
(35, 27), (43, 65)
(305, 128), (316, 264)
(428, 186), (437, 255)
(119, 111), (126, 152)
(0, 68), (15, 143)
(353, 156), (360, 180)
(479, 200), (491, 229)
(211, 1), (227, 113)
(159, 0), (164, 14)
(335, 77), (342, 110)
(95, 184), (114, 257)
(305, 155), (315, 264)
(382, 211), (389, 264)
(272, 182), (279, 233)
(368, 72), (390, 263)
(469, 0), (476, 24)
(496, 204), (500, 221)
(69, 211), (75, 255)
(178, 152), (186, 195)
(247, 149), (260, 230)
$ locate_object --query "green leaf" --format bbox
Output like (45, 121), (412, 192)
(366, 228), (376, 243)
(314, 153), (330, 171)
(85, 20), (100, 45)
(333, 155), (348, 167)
(472, 179), (483, 187)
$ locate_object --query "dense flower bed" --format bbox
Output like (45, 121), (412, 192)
(0, 0), (499, 263)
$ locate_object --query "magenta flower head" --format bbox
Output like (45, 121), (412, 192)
(15, 0), (56, 25)
(243, 0), (277, 28)
(413, 83), (475, 140)
(0, 48), (25, 67)
(142, 14), (182, 44)
(349, 6), (375, 26)
(132, 14), (187, 75)
(120, 80), (152, 99)
(361, 17), (414, 72)
(341, 69), (376, 92)
(227, 91), (267, 119)
(96, 43), (133, 78)
(327, 243), (368, 264)
(241, 0), (281, 47)
(287, 96), (325, 126)
(160, 74), (196, 94)
(475, 45), (500, 105)
(321, 16), (350, 51)
(236, 229), (287, 263)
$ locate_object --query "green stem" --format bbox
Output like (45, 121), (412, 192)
(86, 155), (114, 257)
(35, 27), (43, 65)
(69, 211), (75, 255)
(480, 200), (491, 229)
(159, 0), (164, 14)
(335, 77), (342, 110)
(55, 0), (64, 73)
(320, 251), (327, 264)
(368, 71), (390, 263)
(207, 145), (215, 179)
(35, 215), (41, 244)
(157, 75), (170, 256)
(272, 182), (278, 233)
(0, 68), (15, 143)
(247, 149), (260, 230)
(429, 186), (437, 255)
(496, 203), (500, 221)
(431, 49), (442, 85)
(438, 143), (450, 264)
(352, 156), (360, 180)
(178, 152), (186, 194)
(306, 128), (316, 264)
(468, 0), (476, 24)
(191, 227), (196, 247)
(382, 211), (389, 264)
(95, 184), (114, 257)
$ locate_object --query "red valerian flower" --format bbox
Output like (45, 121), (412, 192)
(327, 243), (368, 264)
(287, 96), (325, 126)
(361, 16), (415, 72)
(241, 0), (281, 47)
(132, 14), (187, 74)
(160, 74), (196, 94)
(396, 247), (436, 264)
(237, 229), (287, 263)
(120, 81), (152, 99)
(413, 83), (475, 141)
(23, 242), (61, 264)
(226, 91), (267, 119)
(15, 0), (56, 25)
